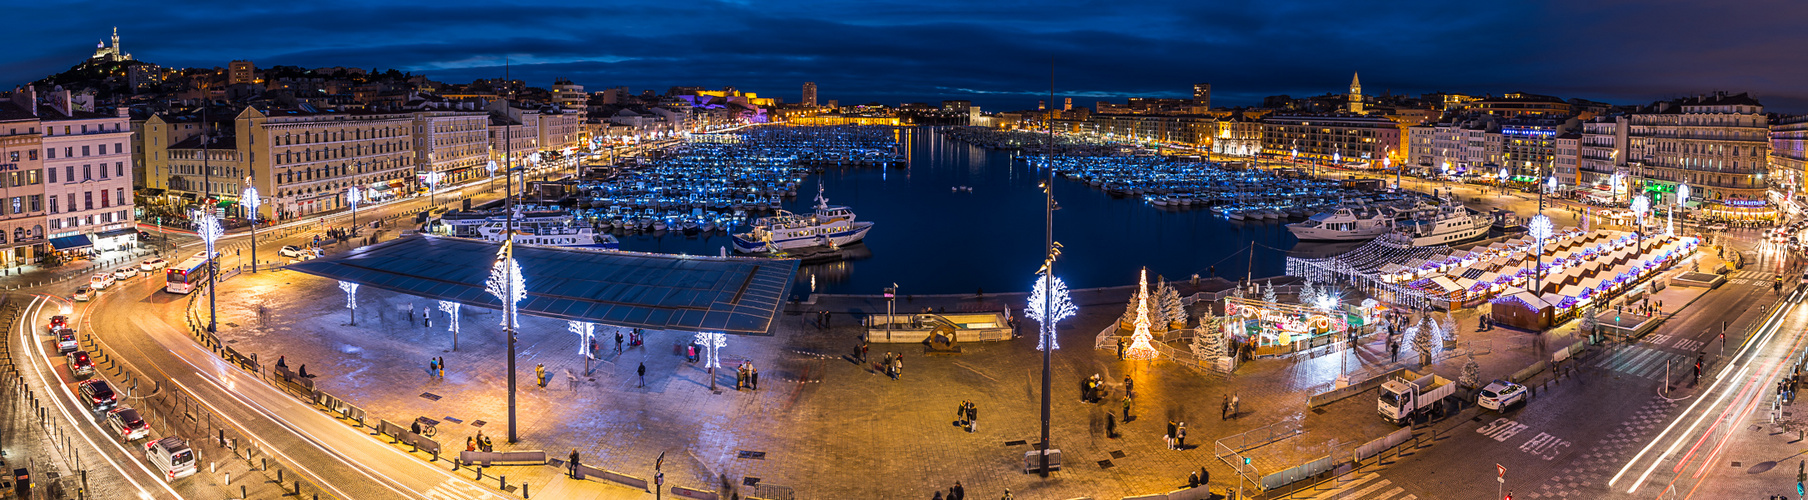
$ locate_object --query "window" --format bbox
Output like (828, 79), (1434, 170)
(48, 195), (57, 213)
(99, 164), (108, 179)
(7, 151), (15, 162)
(8, 197), (17, 214)
(115, 188), (124, 206)
(29, 195), (40, 212)
(83, 192), (92, 210)
(83, 164), (91, 180)
(46, 148), (54, 159)
(100, 190), (109, 208)
(26, 170), (37, 185)
(65, 195), (74, 213)
(115, 163), (122, 178)
(114, 142), (122, 154)
(27, 150), (35, 160)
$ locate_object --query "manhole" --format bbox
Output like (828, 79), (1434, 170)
(547, 459), (565, 468)
(1312, 408), (1327, 415)
(442, 416), (463, 424)
(1731, 461), (1742, 467)
(1472, 416), (1484, 422)
(1098, 460), (1114, 469)
(504, 485), (517, 493)
(1003, 440), (1027, 446)
(419, 392), (442, 401)
(743, 477), (762, 486)
(1110, 450), (1126, 459)
(471, 420), (486, 427)
(737, 450), (766, 460)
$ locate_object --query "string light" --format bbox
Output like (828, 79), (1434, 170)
(1026, 273), (1077, 351)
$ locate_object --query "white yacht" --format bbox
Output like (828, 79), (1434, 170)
(444, 209), (621, 250)
(732, 187), (873, 253)
(1286, 206), (1398, 241)
(1384, 202), (1494, 247)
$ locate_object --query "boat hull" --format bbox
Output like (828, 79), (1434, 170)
(733, 222), (873, 253)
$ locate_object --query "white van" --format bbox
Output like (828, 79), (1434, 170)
(145, 436), (197, 481)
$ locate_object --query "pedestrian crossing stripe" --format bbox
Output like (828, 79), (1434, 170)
(1673, 339), (1705, 352)
(1301, 471), (1419, 500)
(1594, 347), (1689, 380)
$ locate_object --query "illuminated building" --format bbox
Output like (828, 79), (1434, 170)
(1627, 92), (1770, 217)
(802, 82), (817, 107)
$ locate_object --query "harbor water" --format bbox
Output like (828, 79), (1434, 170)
(617, 128), (1313, 294)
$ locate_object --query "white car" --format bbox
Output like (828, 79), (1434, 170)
(113, 267), (139, 280)
(1478, 379), (1527, 411)
(278, 245), (304, 258)
(140, 258), (168, 272)
(89, 274), (115, 290)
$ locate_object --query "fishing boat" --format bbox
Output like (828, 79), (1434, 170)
(446, 209), (621, 250)
(732, 187), (873, 253)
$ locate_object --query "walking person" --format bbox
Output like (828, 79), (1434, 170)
(1166, 420), (1177, 449)
(568, 449), (582, 479)
(1176, 422), (1187, 449)
(536, 364), (547, 388)
(956, 400), (969, 428)
(751, 363), (760, 390)
(424, 307), (433, 328)
(438, 356), (445, 378)
(1106, 412), (1117, 438)
(615, 331), (624, 353)
(637, 362), (647, 387)
(892, 355), (902, 381)
(967, 402), (978, 432)
(1222, 394), (1231, 420)
(1121, 394), (1133, 422)
(428, 358), (438, 379)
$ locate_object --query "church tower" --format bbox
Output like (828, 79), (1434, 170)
(1348, 72), (1364, 114)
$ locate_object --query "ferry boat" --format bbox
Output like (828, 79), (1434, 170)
(1383, 202), (1494, 247)
(443, 209), (621, 250)
(731, 187), (873, 253)
(1286, 206), (1399, 241)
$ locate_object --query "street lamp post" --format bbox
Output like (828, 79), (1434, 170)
(346, 187), (362, 240)
(195, 211), (223, 334)
(243, 181), (260, 273)
(1529, 214), (1553, 294)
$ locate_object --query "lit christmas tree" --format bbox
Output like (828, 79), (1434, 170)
(1026, 273), (1077, 351)
(1125, 269), (1160, 360)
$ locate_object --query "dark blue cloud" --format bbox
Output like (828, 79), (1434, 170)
(4, 0), (1807, 112)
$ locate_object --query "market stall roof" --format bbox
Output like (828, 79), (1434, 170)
(287, 235), (798, 335)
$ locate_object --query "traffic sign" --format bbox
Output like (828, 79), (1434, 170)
(1497, 464), (1505, 478)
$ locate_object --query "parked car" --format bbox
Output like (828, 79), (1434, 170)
(78, 379), (117, 412)
(1478, 379), (1528, 411)
(66, 350), (95, 377)
(278, 245), (304, 258)
(55, 329), (78, 353)
(73, 286), (93, 302)
(89, 274), (115, 290)
(46, 315), (67, 333)
(140, 258), (168, 272)
(113, 267), (139, 280)
(146, 436), (197, 481)
(106, 407), (150, 441)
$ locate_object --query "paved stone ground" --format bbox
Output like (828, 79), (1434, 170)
(191, 250), (1738, 500)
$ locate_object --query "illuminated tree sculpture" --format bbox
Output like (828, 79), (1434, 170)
(1124, 269), (1160, 360)
(569, 321), (595, 357)
(338, 281), (359, 325)
(439, 300), (461, 351)
(1026, 273), (1077, 351)
(486, 243), (526, 328)
(694, 331), (727, 369)
(243, 184), (262, 272)
(1528, 214), (1553, 293)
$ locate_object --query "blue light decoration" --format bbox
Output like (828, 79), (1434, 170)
(1026, 273), (1077, 351)
(486, 242), (527, 328)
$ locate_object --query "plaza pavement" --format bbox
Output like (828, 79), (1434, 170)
(186, 241), (1758, 500)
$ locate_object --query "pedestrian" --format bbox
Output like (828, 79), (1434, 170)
(1199, 467), (1209, 487)
(638, 362), (647, 387)
(615, 331), (624, 353)
(411, 420), (422, 435)
(751, 363), (760, 390)
(429, 358), (438, 378)
(409, 302), (416, 324)
(1122, 394), (1133, 421)
(1106, 412), (1117, 438)
(276, 355), (287, 369)
(424, 307), (433, 328)
(952, 481), (965, 500)
(1000, 489), (1012, 500)
(967, 402), (978, 432)
(1222, 394), (1230, 420)
(933, 492), (943, 500)
(860, 340), (869, 363)
(825, 310), (832, 327)
(1189, 470), (1200, 488)
(466, 436), (476, 452)
(1166, 420), (1177, 449)
(568, 449), (581, 479)
(536, 364), (547, 387)
(736, 362), (747, 390)
(892, 355), (901, 381)
(1124, 376), (1134, 398)
(1116, 337), (1125, 359)
(1177, 422), (1187, 449)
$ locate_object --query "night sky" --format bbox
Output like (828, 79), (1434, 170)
(4, 0), (1806, 112)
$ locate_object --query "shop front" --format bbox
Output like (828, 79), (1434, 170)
(93, 226), (139, 253)
(46, 233), (95, 262)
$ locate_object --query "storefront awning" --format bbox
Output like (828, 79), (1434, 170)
(47, 234), (93, 250)
(95, 228), (137, 239)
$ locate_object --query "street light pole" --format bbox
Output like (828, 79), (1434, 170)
(243, 180), (259, 273)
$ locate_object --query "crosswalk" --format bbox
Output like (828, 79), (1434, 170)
(1592, 345), (1691, 381)
(1297, 472), (1418, 500)
(1725, 270), (1774, 286)
(425, 478), (492, 500)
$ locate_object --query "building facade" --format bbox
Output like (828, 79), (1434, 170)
(1261, 114), (1401, 164)
(39, 90), (136, 254)
(1770, 116), (1808, 207)
(802, 82), (818, 107)
(407, 102), (490, 184)
(1627, 92), (1770, 217)
(0, 98), (46, 266)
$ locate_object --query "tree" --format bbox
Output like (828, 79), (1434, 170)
(1299, 280), (1318, 306)
(1161, 280), (1188, 326)
(1193, 320), (1227, 360)
(1413, 315), (1436, 365)
(1262, 281), (1277, 303)
(1440, 312), (1458, 344)
(1459, 355), (1481, 389)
